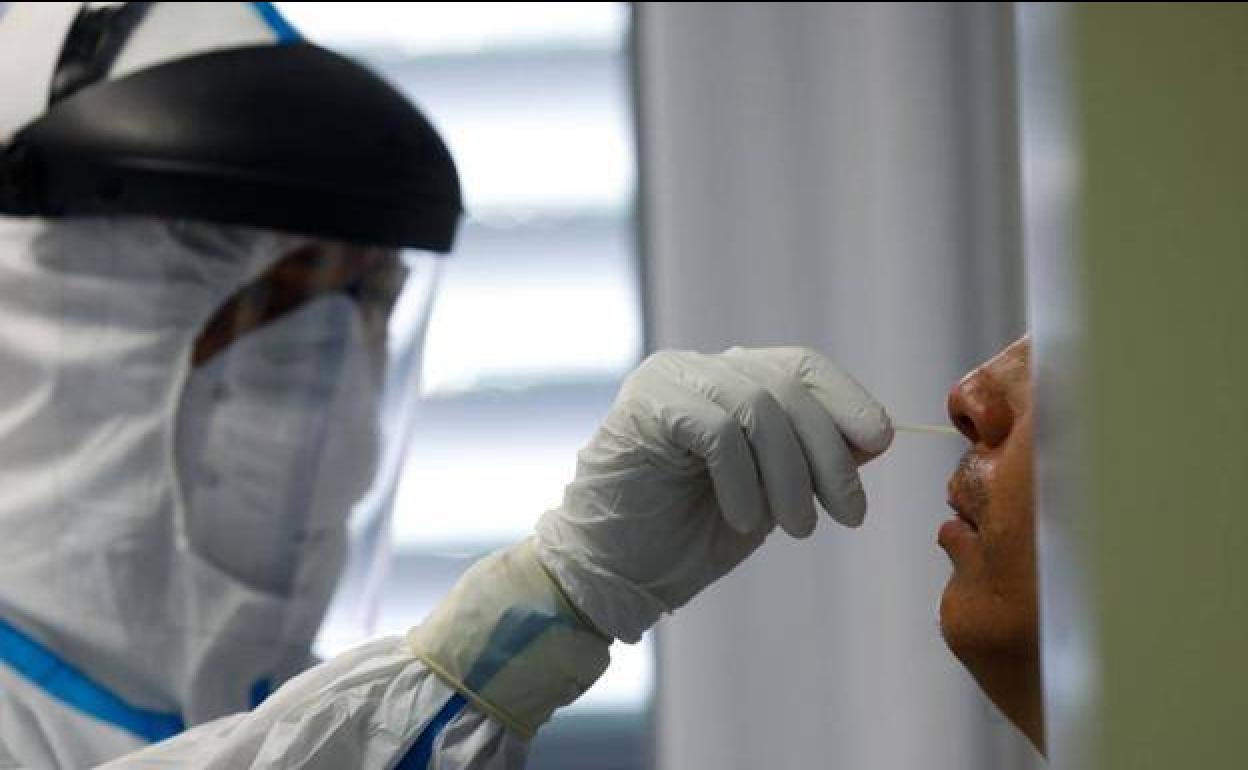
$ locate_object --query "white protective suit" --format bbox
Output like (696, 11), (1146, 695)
(0, 215), (532, 769)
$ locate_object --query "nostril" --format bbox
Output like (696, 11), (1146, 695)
(953, 413), (978, 442)
(947, 378), (985, 443)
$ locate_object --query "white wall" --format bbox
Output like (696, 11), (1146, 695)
(634, 4), (1040, 768)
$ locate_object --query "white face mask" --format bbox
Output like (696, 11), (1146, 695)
(175, 293), (381, 601)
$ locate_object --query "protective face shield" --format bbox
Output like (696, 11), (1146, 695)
(0, 2), (457, 747)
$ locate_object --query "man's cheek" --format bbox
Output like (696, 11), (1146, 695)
(980, 524), (1033, 607)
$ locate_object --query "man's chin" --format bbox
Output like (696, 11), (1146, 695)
(937, 581), (992, 665)
(938, 580), (1038, 666)
(937, 584), (969, 659)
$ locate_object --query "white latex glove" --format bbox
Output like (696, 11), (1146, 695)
(536, 347), (894, 643)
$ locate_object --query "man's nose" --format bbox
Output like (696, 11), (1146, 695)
(947, 369), (1013, 448)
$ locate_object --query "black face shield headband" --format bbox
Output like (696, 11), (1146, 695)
(0, 2), (463, 252)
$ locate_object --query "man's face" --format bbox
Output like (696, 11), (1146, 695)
(940, 336), (1038, 664)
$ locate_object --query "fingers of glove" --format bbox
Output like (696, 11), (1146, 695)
(719, 349), (870, 527)
(742, 347), (894, 459)
(638, 375), (769, 536)
(679, 355), (817, 538)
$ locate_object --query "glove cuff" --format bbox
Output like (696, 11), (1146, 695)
(534, 520), (671, 644)
(406, 538), (611, 738)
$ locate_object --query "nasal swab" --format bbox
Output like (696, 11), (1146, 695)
(894, 422), (960, 437)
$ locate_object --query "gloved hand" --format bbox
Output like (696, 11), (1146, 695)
(536, 347), (894, 643)
(408, 347), (892, 737)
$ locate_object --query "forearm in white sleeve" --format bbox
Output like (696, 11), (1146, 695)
(90, 637), (527, 770)
(91, 537), (610, 770)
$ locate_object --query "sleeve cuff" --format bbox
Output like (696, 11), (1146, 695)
(405, 538), (612, 738)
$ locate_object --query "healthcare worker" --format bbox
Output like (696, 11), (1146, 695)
(0, 3), (894, 769)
